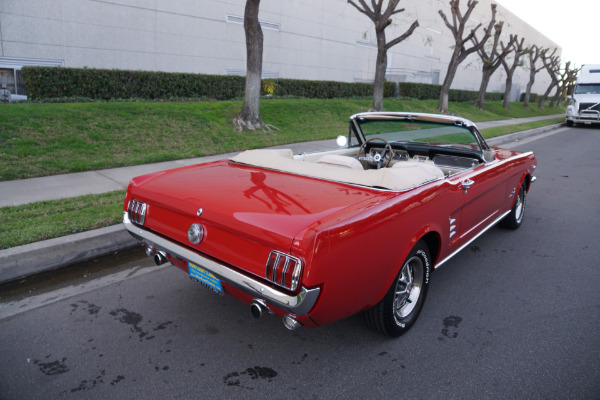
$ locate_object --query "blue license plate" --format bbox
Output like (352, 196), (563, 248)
(188, 261), (223, 293)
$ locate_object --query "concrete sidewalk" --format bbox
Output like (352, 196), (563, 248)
(0, 114), (565, 284)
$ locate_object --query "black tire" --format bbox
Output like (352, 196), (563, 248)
(566, 120), (574, 127)
(499, 183), (526, 230)
(363, 241), (431, 337)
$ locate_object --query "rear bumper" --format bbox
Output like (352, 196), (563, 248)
(123, 212), (320, 316)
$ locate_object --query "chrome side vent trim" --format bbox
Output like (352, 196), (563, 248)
(266, 251), (302, 291)
(449, 218), (457, 239)
(127, 199), (147, 226)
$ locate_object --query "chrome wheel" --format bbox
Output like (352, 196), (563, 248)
(393, 255), (424, 321)
(363, 241), (431, 337)
(514, 186), (525, 224)
(500, 182), (526, 230)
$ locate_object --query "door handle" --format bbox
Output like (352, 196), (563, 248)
(462, 179), (474, 190)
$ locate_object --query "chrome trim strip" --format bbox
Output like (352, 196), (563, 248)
(435, 210), (511, 270)
(123, 212), (320, 316)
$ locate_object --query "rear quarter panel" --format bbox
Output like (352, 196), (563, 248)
(295, 180), (456, 326)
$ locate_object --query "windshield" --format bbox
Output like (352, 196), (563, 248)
(575, 84), (600, 94)
(356, 117), (480, 149)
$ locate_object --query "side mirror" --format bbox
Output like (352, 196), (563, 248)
(483, 150), (495, 163)
(336, 135), (349, 148)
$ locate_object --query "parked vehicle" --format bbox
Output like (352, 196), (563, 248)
(566, 64), (600, 127)
(123, 112), (537, 337)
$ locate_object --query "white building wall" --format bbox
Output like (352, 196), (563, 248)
(0, 0), (561, 98)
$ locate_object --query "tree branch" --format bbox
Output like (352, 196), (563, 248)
(348, 0), (374, 20)
(385, 20), (419, 49)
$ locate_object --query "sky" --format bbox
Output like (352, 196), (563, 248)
(495, 0), (599, 67)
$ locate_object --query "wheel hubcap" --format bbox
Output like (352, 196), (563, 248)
(393, 256), (424, 321)
(515, 188), (524, 223)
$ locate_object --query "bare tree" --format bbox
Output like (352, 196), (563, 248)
(551, 62), (579, 107)
(438, 0), (497, 114)
(560, 63), (580, 107)
(234, 0), (265, 131)
(472, 22), (514, 110)
(500, 35), (525, 109)
(538, 49), (560, 108)
(523, 45), (546, 109)
(348, 0), (419, 111)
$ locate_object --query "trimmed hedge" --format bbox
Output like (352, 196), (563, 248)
(21, 67), (246, 101)
(399, 82), (504, 102)
(21, 66), (395, 101)
(21, 66), (522, 103)
(262, 78), (395, 98)
(519, 92), (539, 102)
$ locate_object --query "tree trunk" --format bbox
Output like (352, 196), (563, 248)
(503, 71), (515, 109)
(523, 71), (535, 109)
(439, 55), (460, 114)
(476, 67), (493, 110)
(538, 82), (556, 108)
(550, 87), (561, 108)
(238, 0), (263, 130)
(372, 31), (387, 111)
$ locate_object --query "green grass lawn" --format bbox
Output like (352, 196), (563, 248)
(0, 98), (563, 181)
(0, 191), (125, 250)
(0, 98), (564, 249)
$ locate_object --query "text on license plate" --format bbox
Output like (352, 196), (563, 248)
(188, 261), (223, 293)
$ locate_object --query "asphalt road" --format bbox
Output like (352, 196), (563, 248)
(1, 126), (599, 399)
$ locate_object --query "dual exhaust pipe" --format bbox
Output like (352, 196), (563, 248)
(144, 245), (301, 330)
(251, 299), (302, 331)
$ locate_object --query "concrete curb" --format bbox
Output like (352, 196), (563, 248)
(486, 122), (565, 147)
(0, 122), (565, 285)
(0, 224), (138, 284)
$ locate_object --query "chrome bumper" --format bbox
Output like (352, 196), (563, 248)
(569, 110), (600, 123)
(123, 212), (320, 316)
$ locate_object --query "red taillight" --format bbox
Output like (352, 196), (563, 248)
(266, 251), (302, 291)
(127, 199), (147, 225)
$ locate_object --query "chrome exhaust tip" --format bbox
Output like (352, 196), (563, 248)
(282, 315), (302, 331)
(250, 299), (270, 319)
(153, 251), (167, 265)
(144, 245), (156, 257)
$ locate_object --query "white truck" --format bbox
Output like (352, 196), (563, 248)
(566, 65), (600, 127)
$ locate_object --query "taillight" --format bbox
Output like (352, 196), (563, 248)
(265, 251), (302, 291)
(127, 199), (147, 225)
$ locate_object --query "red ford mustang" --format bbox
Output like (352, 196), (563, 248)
(123, 112), (536, 337)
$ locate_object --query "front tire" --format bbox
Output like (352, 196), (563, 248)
(364, 241), (431, 337)
(500, 183), (526, 230)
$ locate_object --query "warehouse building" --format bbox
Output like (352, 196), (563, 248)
(0, 0), (560, 101)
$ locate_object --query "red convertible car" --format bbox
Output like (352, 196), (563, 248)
(123, 112), (536, 337)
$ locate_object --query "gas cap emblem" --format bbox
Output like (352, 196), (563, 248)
(188, 223), (204, 244)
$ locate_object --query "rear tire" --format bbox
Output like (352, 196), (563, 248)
(364, 241), (431, 337)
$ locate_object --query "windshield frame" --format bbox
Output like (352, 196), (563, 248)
(348, 112), (489, 154)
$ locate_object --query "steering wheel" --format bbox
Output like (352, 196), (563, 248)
(358, 137), (393, 169)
